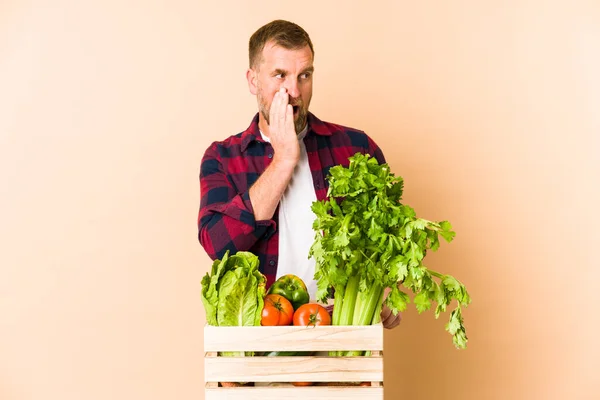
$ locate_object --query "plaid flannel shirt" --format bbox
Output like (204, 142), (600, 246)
(198, 112), (386, 288)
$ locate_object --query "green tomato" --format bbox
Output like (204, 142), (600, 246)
(267, 274), (310, 310)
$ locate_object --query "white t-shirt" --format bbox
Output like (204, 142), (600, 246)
(260, 127), (319, 300)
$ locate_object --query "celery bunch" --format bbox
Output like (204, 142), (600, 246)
(309, 153), (471, 351)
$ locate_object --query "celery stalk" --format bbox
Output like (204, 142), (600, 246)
(352, 288), (365, 324)
(358, 282), (383, 326)
(371, 287), (385, 324)
(330, 285), (346, 357)
(332, 284), (345, 326)
(339, 276), (359, 325)
(345, 282), (383, 356)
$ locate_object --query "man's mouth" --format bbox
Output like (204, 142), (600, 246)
(292, 105), (300, 116)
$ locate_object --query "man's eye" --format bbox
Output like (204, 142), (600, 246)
(275, 73), (284, 79)
(300, 73), (311, 80)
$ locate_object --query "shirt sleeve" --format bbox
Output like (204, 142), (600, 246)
(197, 143), (276, 260)
(366, 134), (387, 165)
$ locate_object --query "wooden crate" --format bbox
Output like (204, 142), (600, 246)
(204, 323), (384, 400)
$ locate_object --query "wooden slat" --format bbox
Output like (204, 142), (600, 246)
(204, 324), (383, 352)
(370, 350), (382, 387)
(205, 384), (383, 400)
(205, 355), (383, 382)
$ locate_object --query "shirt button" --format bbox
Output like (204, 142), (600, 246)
(268, 153), (273, 159)
(269, 260), (275, 266)
(316, 182), (321, 189)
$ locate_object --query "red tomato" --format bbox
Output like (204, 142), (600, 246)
(261, 294), (294, 326)
(293, 303), (331, 326)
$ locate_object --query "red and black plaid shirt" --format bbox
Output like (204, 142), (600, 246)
(198, 112), (386, 288)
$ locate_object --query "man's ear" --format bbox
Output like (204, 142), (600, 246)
(246, 68), (258, 95)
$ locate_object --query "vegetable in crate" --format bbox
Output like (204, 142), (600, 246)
(293, 303), (331, 327)
(261, 294), (294, 326)
(309, 153), (471, 350)
(267, 274), (310, 310)
(200, 250), (266, 356)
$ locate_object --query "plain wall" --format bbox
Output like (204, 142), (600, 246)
(1, 1), (599, 399)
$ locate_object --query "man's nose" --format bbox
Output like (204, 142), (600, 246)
(284, 78), (300, 99)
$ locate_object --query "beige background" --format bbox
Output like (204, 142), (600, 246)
(1, 1), (599, 399)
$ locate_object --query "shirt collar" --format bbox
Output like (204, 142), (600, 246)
(240, 112), (332, 152)
(259, 125), (308, 142)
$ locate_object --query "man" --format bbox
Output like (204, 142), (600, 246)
(198, 20), (400, 329)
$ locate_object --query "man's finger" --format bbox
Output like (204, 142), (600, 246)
(270, 91), (280, 125)
(382, 313), (401, 329)
(278, 89), (288, 121)
(285, 104), (294, 133)
(380, 304), (391, 321)
(388, 316), (400, 329)
(383, 314), (393, 329)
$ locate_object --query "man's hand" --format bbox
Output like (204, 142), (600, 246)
(248, 88), (300, 221)
(380, 303), (401, 329)
(269, 87), (300, 166)
(381, 287), (401, 329)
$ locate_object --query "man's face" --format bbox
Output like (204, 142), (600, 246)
(249, 41), (314, 134)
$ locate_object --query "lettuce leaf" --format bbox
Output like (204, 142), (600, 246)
(201, 250), (266, 328)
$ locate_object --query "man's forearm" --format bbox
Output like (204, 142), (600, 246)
(249, 158), (295, 221)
